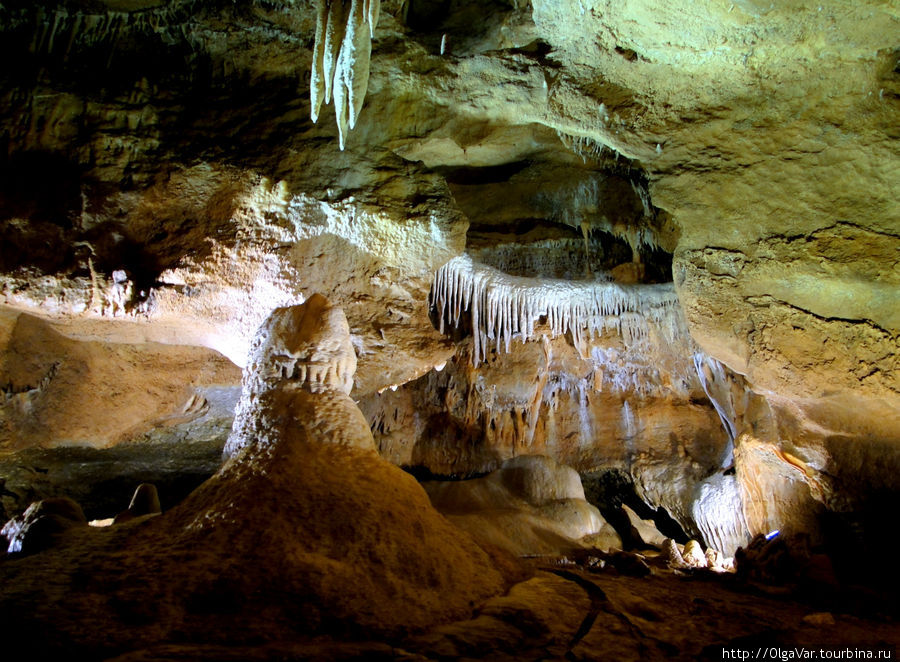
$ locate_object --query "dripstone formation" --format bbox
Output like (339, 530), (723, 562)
(0, 295), (518, 657)
(0, 0), (897, 657)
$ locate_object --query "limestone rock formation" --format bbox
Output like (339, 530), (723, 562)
(1, 496), (87, 555)
(622, 503), (667, 549)
(310, 0), (381, 149)
(426, 454), (622, 555)
(0, 296), (518, 657)
(681, 540), (708, 569)
(664, 537), (687, 569)
(0, 307), (241, 519)
(224, 292), (363, 457)
(0, 0), (897, 642)
(0, 309), (240, 451)
(112, 483), (162, 524)
(361, 327), (739, 548)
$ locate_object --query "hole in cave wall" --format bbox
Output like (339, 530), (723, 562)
(403, 463), (491, 483)
(436, 161), (533, 185)
(404, 0), (453, 31)
(581, 469), (689, 549)
(404, 0), (521, 49)
(468, 226), (654, 280)
(641, 245), (673, 284)
(440, 154), (676, 288)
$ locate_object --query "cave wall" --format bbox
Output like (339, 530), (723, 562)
(0, 0), (897, 554)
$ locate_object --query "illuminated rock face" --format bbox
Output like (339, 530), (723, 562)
(0, 0), (897, 583)
(0, 297), (517, 657)
(425, 454), (623, 556)
(223, 293), (363, 457)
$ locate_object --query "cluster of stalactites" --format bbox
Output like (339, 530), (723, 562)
(430, 254), (682, 365)
(555, 130), (613, 163)
(310, 0), (380, 150)
(536, 177), (661, 254)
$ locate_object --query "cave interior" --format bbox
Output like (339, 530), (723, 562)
(0, 0), (898, 659)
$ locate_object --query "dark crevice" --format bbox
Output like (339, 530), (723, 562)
(581, 470), (689, 548)
(403, 0), (521, 52)
(466, 217), (581, 238)
(436, 160), (532, 185)
(0, 442), (225, 521)
(402, 464), (490, 483)
(548, 569), (608, 653)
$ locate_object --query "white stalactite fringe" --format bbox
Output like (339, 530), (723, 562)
(430, 254), (683, 365)
(310, 0), (380, 150)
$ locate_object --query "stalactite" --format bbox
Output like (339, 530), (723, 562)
(555, 129), (610, 162)
(430, 254), (682, 365)
(310, 0), (380, 150)
(536, 176), (661, 254)
(693, 353), (738, 442)
(692, 352), (751, 471)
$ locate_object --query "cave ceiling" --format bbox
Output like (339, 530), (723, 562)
(0, 0), (898, 553)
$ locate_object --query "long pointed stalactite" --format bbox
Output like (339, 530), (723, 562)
(310, 0), (381, 150)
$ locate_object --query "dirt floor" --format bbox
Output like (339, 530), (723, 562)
(6, 547), (892, 662)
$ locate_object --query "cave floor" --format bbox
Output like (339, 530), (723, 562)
(95, 553), (897, 662)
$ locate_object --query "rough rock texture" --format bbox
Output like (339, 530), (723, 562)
(0, 307), (240, 450)
(0, 296), (519, 657)
(1, 496), (86, 554)
(0, 0), (897, 622)
(622, 503), (667, 549)
(360, 328), (741, 546)
(5, 554), (889, 662)
(113, 482), (161, 524)
(0, 306), (240, 518)
(426, 454), (622, 555)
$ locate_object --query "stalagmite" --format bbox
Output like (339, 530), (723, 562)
(692, 472), (750, 557)
(430, 254), (683, 364)
(682, 540), (708, 568)
(310, 0), (380, 149)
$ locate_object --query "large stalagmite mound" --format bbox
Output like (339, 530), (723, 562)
(426, 454), (623, 555)
(0, 294), (519, 657)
